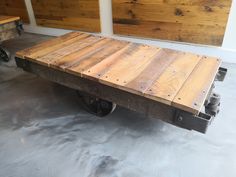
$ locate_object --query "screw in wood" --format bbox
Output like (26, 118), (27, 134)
(178, 116), (183, 122)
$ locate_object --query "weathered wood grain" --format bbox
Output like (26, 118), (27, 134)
(97, 45), (160, 88)
(0, 16), (20, 25)
(144, 53), (201, 105)
(82, 43), (139, 81)
(52, 38), (112, 70)
(37, 35), (103, 66)
(31, 0), (100, 32)
(112, 0), (232, 46)
(0, 0), (29, 23)
(16, 32), (221, 114)
(125, 49), (180, 93)
(172, 57), (221, 114)
(16, 32), (84, 59)
(0, 16), (20, 42)
(69, 40), (129, 73)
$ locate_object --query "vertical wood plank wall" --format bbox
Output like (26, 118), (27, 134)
(112, 0), (232, 46)
(0, 0), (29, 23)
(31, 0), (101, 32)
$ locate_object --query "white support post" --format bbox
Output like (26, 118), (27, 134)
(24, 0), (36, 25)
(99, 0), (113, 36)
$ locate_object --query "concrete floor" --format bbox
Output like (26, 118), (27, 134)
(0, 33), (236, 177)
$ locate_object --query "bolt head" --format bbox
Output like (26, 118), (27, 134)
(178, 116), (183, 122)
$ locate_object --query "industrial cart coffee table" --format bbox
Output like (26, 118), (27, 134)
(15, 32), (226, 133)
(0, 15), (23, 62)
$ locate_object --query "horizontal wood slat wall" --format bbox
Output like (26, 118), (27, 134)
(112, 0), (232, 46)
(0, 0), (29, 23)
(31, 0), (101, 32)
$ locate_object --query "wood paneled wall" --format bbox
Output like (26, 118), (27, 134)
(112, 0), (232, 46)
(31, 0), (101, 32)
(0, 0), (29, 23)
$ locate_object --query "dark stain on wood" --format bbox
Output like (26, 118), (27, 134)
(204, 6), (213, 12)
(113, 18), (140, 25)
(125, 0), (144, 5)
(35, 15), (64, 21)
(153, 27), (161, 31)
(128, 10), (136, 19)
(175, 8), (184, 16)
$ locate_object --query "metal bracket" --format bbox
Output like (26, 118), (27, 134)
(15, 57), (29, 69)
(15, 20), (24, 35)
(174, 111), (213, 133)
(215, 67), (227, 82)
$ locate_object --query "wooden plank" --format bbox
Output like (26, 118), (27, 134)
(113, 21), (226, 46)
(0, 16), (20, 25)
(96, 45), (161, 89)
(112, 0), (232, 45)
(0, 0), (29, 23)
(36, 17), (100, 32)
(31, 0), (100, 32)
(16, 32), (86, 58)
(59, 39), (129, 72)
(172, 57), (221, 114)
(26, 33), (94, 60)
(69, 40), (129, 74)
(125, 49), (181, 93)
(49, 38), (113, 70)
(144, 53), (201, 105)
(82, 43), (139, 81)
(35, 35), (104, 66)
(82, 43), (158, 81)
(113, 1), (230, 26)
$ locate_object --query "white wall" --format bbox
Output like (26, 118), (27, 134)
(222, 0), (236, 50)
(23, 0), (236, 63)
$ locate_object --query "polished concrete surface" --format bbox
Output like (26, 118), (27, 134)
(0, 33), (236, 177)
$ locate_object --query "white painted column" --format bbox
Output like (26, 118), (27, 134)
(222, 0), (236, 50)
(24, 0), (36, 25)
(99, 0), (113, 36)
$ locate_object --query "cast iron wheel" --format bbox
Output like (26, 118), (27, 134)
(209, 93), (221, 105)
(0, 48), (10, 62)
(76, 91), (116, 117)
(205, 92), (221, 116)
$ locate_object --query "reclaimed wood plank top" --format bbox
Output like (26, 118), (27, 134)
(16, 32), (221, 115)
(0, 15), (20, 25)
